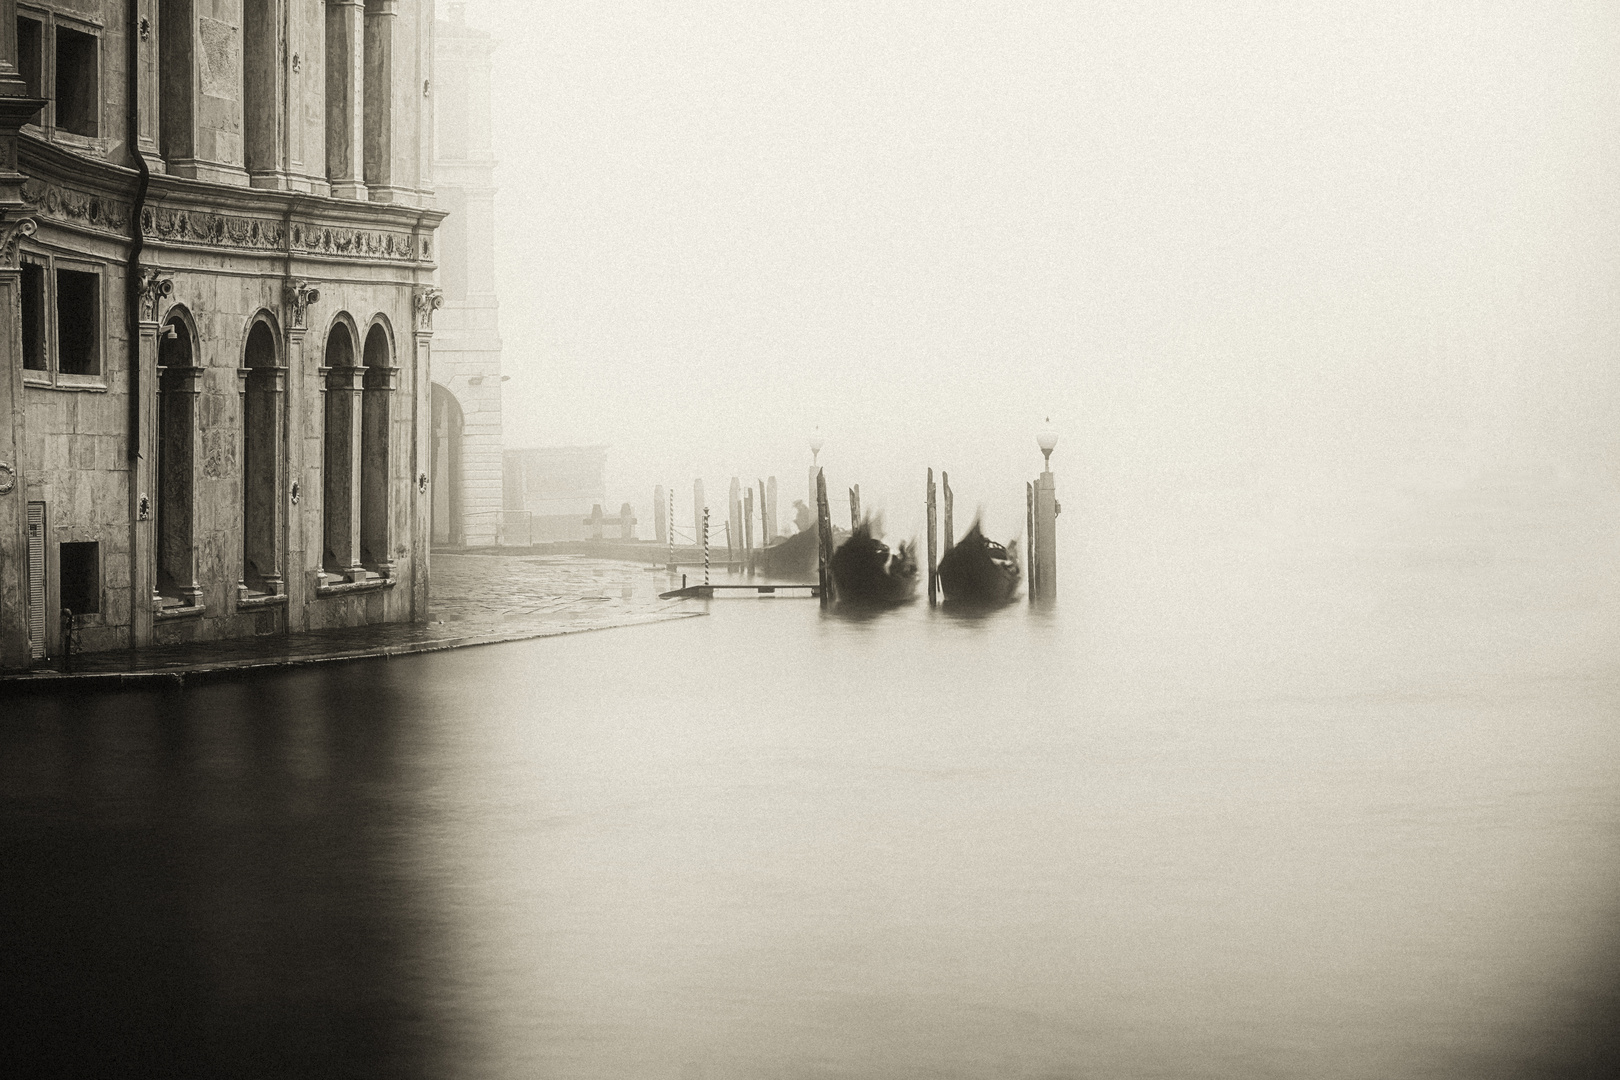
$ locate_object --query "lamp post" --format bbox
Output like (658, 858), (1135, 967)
(1032, 418), (1060, 601)
(808, 428), (825, 507)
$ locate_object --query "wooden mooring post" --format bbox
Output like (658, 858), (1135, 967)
(942, 472), (953, 551)
(848, 484), (860, 529)
(668, 485), (676, 573)
(926, 468), (938, 605)
(743, 486), (755, 573)
(654, 484), (667, 544)
(1026, 481), (1036, 603)
(815, 468), (834, 609)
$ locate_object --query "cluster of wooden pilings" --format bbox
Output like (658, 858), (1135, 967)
(655, 452), (1059, 607)
(651, 476), (785, 576)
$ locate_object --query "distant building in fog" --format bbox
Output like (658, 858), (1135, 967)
(0, 1), (443, 668)
(503, 446), (614, 542)
(430, 2), (503, 547)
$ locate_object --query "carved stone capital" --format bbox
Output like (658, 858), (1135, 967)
(283, 278), (321, 330)
(137, 268), (174, 324)
(413, 285), (443, 332)
(0, 217), (36, 270)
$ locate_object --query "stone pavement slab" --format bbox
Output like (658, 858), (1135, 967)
(1, 555), (703, 690)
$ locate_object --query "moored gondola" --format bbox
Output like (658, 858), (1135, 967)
(828, 519), (917, 606)
(936, 520), (1021, 604)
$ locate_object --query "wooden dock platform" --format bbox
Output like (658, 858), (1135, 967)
(658, 583), (821, 600)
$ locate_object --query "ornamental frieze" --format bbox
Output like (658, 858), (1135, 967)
(21, 177), (429, 262)
(21, 179), (130, 233)
(143, 206), (287, 250)
(290, 222), (416, 260)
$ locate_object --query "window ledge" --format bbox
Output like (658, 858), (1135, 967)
(154, 602), (206, 620)
(236, 593), (288, 611)
(31, 377), (109, 393)
(315, 577), (395, 599)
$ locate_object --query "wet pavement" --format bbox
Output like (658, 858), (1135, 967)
(1, 553), (702, 688)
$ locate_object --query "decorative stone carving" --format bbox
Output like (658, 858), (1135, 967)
(283, 279), (321, 330)
(0, 217), (37, 269)
(143, 206), (287, 250)
(137, 268), (174, 323)
(413, 286), (444, 332)
(290, 222), (417, 259)
(21, 181), (130, 234)
(0, 461), (15, 496)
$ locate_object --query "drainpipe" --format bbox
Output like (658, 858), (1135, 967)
(126, 0), (150, 648)
(125, 0), (150, 464)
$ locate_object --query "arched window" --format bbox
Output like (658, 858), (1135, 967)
(322, 320), (364, 577)
(360, 322), (395, 573)
(157, 310), (200, 608)
(242, 320), (284, 597)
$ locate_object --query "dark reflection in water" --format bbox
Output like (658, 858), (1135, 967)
(4, 517), (1620, 1079)
(0, 674), (460, 1080)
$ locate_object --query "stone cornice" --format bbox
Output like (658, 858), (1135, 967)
(17, 135), (446, 263)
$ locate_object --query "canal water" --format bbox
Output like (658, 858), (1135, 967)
(4, 492), (1619, 1079)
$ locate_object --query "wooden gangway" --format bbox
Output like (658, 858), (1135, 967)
(659, 582), (820, 600)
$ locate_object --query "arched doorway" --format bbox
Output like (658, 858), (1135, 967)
(430, 383), (463, 546)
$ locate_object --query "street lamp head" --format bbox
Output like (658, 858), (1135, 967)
(1037, 417), (1058, 466)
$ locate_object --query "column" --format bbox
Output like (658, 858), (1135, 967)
(158, 363), (204, 608)
(361, 363), (397, 575)
(362, 0), (403, 201)
(243, 0), (287, 187)
(247, 365), (288, 594)
(325, 0), (366, 199)
(323, 365), (365, 579)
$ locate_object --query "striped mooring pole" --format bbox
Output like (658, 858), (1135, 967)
(667, 485), (675, 573)
(703, 506), (711, 586)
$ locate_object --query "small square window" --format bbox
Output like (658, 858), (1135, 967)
(56, 268), (100, 376)
(60, 541), (100, 616)
(20, 263), (46, 371)
(55, 26), (99, 137)
(17, 18), (43, 102)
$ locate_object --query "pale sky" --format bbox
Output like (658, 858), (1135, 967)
(460, 0), (1619, 539)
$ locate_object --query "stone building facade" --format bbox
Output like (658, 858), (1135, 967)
(428, 1), (500, 547)
(0, 0), (445, 669)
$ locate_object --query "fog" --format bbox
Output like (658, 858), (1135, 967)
(467, 0), (1619, 544)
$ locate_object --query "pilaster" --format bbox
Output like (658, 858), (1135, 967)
(282, 278), (318, 626)
(132, 270), (172, 647)
(0, 216), (35, 669)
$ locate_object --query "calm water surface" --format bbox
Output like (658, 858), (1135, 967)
(4, 510), (1620, 1079)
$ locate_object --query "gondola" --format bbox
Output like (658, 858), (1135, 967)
(756, 524), (822, 577)
(936, 521), (1021, 604)
(828, 520), (917, 606)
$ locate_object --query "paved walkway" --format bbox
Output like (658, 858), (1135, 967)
(2, 554), (702, 689)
